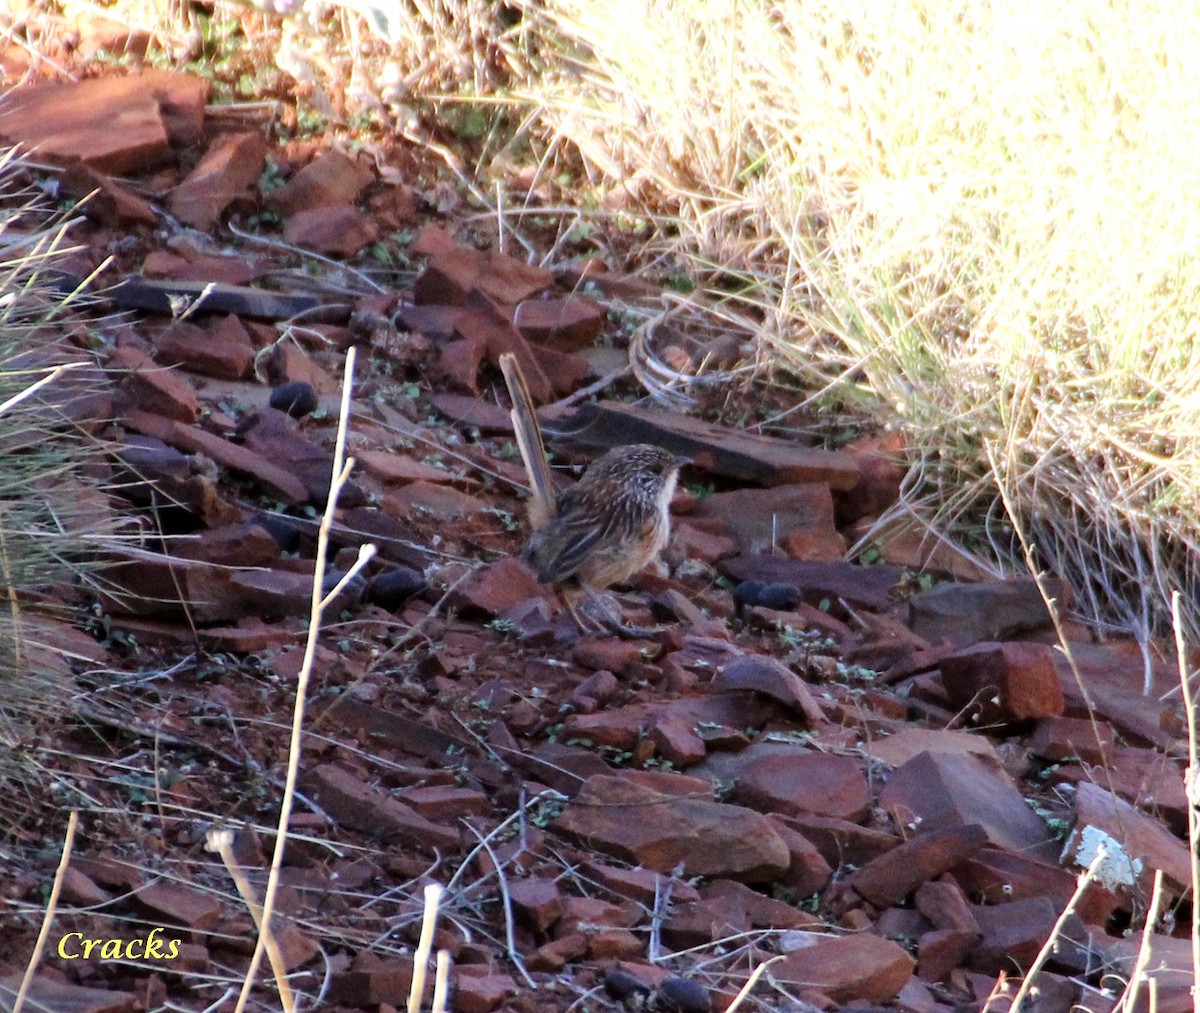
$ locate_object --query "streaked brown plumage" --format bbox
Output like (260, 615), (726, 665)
(523, 443), (682, 590)
(498, 353), (685, 633)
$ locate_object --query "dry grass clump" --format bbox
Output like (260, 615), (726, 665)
(518, 0), (1200, 647)
(0, 147), (122, 806)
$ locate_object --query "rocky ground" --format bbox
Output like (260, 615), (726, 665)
(0, 40), (1196, 1013)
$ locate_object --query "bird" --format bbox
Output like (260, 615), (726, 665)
(498, 353), (687, 636)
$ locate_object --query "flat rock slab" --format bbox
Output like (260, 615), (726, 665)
(880, 750), (1059, 862)
(1068, 780), (1193, 895)
(0, 70), (207, 174)
(694, 484), (845, 558)
(0, 976), (139, 1013)
(773, 932), (915, 1004)
(730, 751), (870, 822)
(907, 577), (1062, 646)
(865, 727), (1000, 767)
(721, 557), (907, 610)
(848, 824), (988, 908)
(553, 774), (790, 882)
(939, 640), (1065, 724)
(551, 400), (861, 489)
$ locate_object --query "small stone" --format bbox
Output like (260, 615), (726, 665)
(366, 567), (426, 610)
(656, 976), (712, 1013)
(270, 381), (319, 418)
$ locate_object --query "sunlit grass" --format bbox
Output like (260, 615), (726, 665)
(519, 0), (1200, 644)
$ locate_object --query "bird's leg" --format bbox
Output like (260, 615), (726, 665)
(581, 585), (666, 640)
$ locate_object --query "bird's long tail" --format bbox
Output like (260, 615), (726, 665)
(499, 352), (556, 530)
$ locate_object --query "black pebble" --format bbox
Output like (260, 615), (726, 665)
(366, 567), (426, 610)
(270, 381), (319, 418)
(732, 580), (800, 612)
(604, 968), (651, 1001)
(656, 975), (712, 1013)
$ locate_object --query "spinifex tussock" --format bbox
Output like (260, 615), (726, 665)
(0, 147), (125, 819)
(517, 0), (1200, 648)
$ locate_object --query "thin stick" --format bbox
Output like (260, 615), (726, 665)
(998, 845), (1107, 1013)
(409, 883), (445, 1013)
(1116, 869), (1166, 1012)
(13, 811), (78, 1013)
(207, 829), (294, 1009)
(431, 949), (451, 1013)
(725, 955), (785, 1013)
(235, 346), (375, 1012)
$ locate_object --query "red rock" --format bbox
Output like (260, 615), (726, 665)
(588, 929), (643, 959)
(122, 409), (309, 503)
(528, 342), (590, 396)
(732, 751), (870, 822)
(914, 879), (980, 934)
(108, 344), (201, 422)
(646, 709), (707, 766)
(780, 812), (900, 869)
(168, 131), (268, 229)
(671, 520), (738, 564)
(663, 893), (750, 948)
(328, 955), (417, 1007)
(0, 975), (138, 1013)
(572, 637), (649, 677)
(835, 436), (906, 526)
(513, 295), (606, 351)
(0, 70), (206, 174)
(475, 252), (555, 305)
(1028, 716), (1115, 764)
(357, 449), (473, 487)
(61, 162), (158, 226)
(693, 483), (844, 558)
(847, 824), (987, 908)
(1069, 780), (1192, 894)
(172, 522), (280, 566)
(283, 204), (379, 256)
(773, 932), (915, 1004)
(101, 551), (242, 621)
(445, 556), (542, 617)
(917, 928), (977, 983)
(554, 774), (790, 882)
(1054, 641), (1181, 750)
(152, 318), (254, 380)
(907, 578), (1063, 646)
(404, 785), (490, 820)
(384, 480), (487, 522)
(880, 751), (1059, 861)
(866, 728), (1000, 768)
(507, 876), (564, 934)
(528, 933), (587, 971)
(968, 897), (1069, 974)
(767, 818), (835, 895)
(197, 617), (301, 653)
(134, 880), (223, 931)
(721, 556), (905, 611)
(60, 867), (111, 907)
(557, 895), (641, 936)
(271, 149), (374, 214)
(580, 861), (701, 907)
(713, 655), (824, 724)
(302, 764), (459, 852)
(939, 641), (1064, 724)
(260, 341), (342, 394)
(414, 245), (486, 304)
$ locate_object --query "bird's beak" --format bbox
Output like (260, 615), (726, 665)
(674, 453), (694, 469)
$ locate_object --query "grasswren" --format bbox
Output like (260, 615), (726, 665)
(498, 353), (685, 634)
